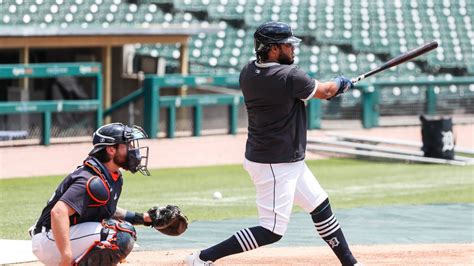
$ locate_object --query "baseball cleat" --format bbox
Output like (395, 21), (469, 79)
(185, 251), (214, 266)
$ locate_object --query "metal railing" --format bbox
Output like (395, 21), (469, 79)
(0, 63), (103, 145)
(359, 77), (474, 128)
(3, 68), (471, 144)
(104, 75), (474, 139)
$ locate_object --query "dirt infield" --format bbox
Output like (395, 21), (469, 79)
(121, 244), (474, 265)
(18, 244), (473, 265)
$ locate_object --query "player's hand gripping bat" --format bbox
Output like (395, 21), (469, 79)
(351, 41), (439, 84)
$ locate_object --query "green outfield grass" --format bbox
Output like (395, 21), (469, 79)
(1, 158), (473, 240)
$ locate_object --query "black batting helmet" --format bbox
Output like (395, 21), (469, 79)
(254, 21), (301, 53)
(88, 122), (147, 155)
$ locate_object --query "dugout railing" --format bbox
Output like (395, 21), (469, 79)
(0, 63), (103, 145)
(105, 74), (323, 138)
(360, 77), (474, 128)
(2, 69), (470, 145)
(105, 75), (474, 139)
(106, 74), (246, 138)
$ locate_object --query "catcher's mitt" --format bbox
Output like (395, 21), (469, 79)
(146, 205), (188, 236)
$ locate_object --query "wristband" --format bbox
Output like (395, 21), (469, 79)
(124, 211), (144, 225)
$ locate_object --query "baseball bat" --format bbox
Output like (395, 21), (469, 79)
(351, 41), (438, 84)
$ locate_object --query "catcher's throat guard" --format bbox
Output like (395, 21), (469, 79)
(74, 219), (136, 266)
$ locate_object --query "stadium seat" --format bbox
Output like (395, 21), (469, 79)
(173, 0), (212, 12)
(4, 0), (469, 77)
(313, 0), (353, 45)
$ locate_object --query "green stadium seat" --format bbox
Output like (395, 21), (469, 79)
(312, 0), (352, 45)
(140, 0), (174, 4)
(4, 0), (470, 77)
(173, 0), (212, 12)
(384, 0), (472, 71)
(379, 87), (399, 105)
(339, 88), (362, 108)
(208, 0), (245, 21)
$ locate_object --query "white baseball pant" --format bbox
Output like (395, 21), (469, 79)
(31, 222), (102, 265)
(243, 158), (328, 236)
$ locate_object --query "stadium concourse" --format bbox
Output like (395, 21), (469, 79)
(0, 124), (472, 179)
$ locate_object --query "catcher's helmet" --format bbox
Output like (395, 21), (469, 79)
(89, 122), (150, 175)
(254, 21), (301, 52)
(88, 123), (148, 155)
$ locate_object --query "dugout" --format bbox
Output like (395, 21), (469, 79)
(0, 25), (218, 139)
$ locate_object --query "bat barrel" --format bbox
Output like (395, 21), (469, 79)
(393, 40), (438, 64)
(351, 41), (438, 84)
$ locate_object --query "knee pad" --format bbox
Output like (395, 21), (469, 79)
(74, 219), (137, 266)
(75, 247), (121, 266)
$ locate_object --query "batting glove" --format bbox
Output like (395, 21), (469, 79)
(328, 76), (354, 100)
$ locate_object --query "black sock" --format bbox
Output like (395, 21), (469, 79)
(200, 226), (282, 262)
(311, 199), (357, 266)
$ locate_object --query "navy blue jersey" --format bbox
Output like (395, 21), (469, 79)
(34, 157), (122, 229)
(240, 61), (315, 163)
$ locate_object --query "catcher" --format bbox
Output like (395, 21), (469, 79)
(29, 123), (188, 265)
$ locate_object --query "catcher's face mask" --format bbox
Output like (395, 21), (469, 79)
(124, 126), (150, 176)
(89, 123), (150, 175)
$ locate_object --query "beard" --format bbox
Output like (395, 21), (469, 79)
(278, 53), (294, 65)
(113, 151), (128, 169)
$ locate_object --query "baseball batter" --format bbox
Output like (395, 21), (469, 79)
(186, 22), (360, 265)
(30, 123), (187, 265)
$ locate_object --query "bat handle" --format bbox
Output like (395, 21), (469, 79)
(351, 75), (365, 85)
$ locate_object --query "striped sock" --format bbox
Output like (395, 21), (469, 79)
(200, 226), (281, 262)
(234, 228), (259, 252)
(311, 199), (358, 265)
(315, 214), (341, 238)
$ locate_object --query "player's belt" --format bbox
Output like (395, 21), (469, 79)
(29, 224), (108, 239)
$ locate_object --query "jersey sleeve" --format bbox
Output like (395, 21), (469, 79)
(288, 67), (316, 100)
(59, 177), (90, 216)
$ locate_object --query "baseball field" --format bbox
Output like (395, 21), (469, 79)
(1, 125), (473, 265)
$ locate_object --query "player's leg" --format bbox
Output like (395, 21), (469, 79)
(31, 222), (103, 265)
(294, 162), (358, 265)
(189, 159), (300, 264)
(74, 219), (137, 265)
(249, 159), (300, 235)
(190, 226), (282, 264)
